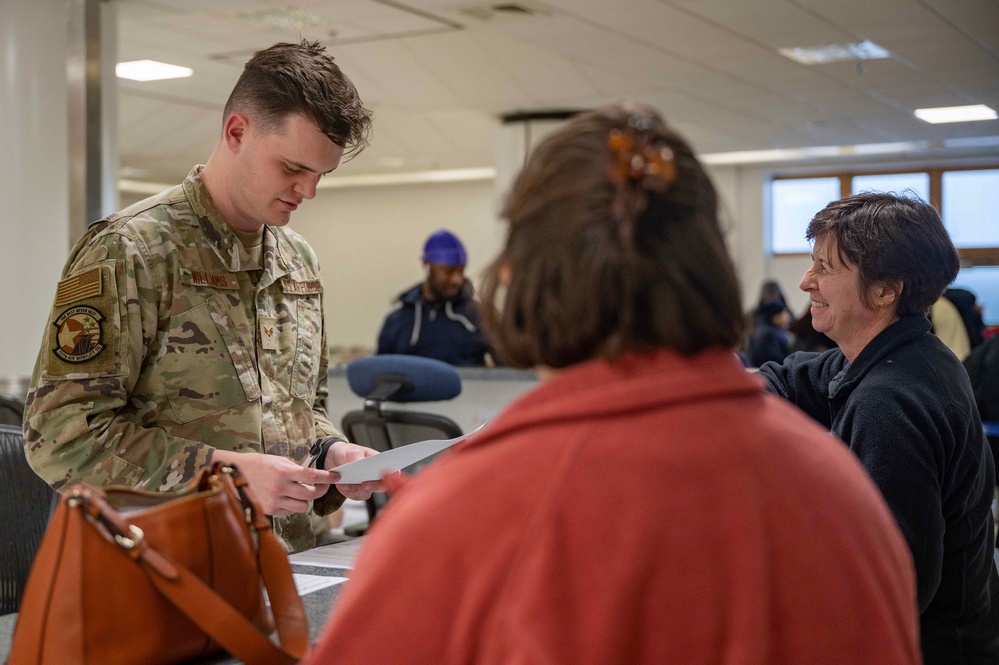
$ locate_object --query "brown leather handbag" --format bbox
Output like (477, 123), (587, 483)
(7, 463), (308, 665)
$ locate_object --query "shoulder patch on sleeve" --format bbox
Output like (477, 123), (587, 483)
(45, 263), (122, 378)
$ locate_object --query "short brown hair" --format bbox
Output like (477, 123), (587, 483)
(481, 103), (744, 369)
(223, 40), (371, 157)
(806, 193), (959, 316)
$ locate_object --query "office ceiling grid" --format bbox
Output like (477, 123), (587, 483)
(113, 0), (999, 183)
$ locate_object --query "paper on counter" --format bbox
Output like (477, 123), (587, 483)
(289, 537), (366, 569)
(293, 573), (347, 596)
(330, 425), (483, 485)
(265, 573), (346, 604)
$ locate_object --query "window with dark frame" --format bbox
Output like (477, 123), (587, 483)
(769, 166), (999, 325)
(770, 166), (999, 263)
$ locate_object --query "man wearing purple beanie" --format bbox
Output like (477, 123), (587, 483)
(376, 230), (492, 366)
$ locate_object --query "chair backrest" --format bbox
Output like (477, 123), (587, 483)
(0, 424), (55, 615)
(0, 394), (24, 427)
(340, 356), (463, 523)
(341, 409), (463, 457)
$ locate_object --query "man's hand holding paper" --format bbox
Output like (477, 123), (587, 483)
(324, 440), (387, 501)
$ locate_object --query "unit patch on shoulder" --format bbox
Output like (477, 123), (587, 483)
(44, 263), (120, 378)
(52, 306), (105, 363)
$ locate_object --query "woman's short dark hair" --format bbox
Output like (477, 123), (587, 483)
(223, 40), (371, 158)
(806, 193), (959, 316)
(481, 102), (744, 369)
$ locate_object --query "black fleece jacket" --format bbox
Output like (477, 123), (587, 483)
(758, 315), (999, 665)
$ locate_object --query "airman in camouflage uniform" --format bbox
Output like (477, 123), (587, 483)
(25, 168), (343, 550)
(23, 40), (376, 552)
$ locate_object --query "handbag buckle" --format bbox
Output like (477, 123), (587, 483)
(114, 524), (145, 551)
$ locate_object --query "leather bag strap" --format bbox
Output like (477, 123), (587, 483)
(74, 467), (309, 665)
(141, 467), (309, 665)
(141, 531), (307, 665)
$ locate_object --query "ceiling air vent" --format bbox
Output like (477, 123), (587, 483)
(455, 1), (551, 22)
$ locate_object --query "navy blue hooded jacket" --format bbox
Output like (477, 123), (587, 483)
(376, 282), (489, 367)
(758, 315), (999, 665)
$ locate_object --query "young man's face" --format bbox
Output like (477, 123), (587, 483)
(228, 113), (344, 231)
(424, 263), (465, 301)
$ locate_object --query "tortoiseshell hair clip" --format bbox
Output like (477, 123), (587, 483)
(607, 125), (678, 193)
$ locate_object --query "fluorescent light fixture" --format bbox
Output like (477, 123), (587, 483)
(378, 157), (407, 168)
(778, 40), (890, 65)
(237, 7), (330, 30)
(317, 167), (496, 189)
(116, 60), (192, 82)
(119, 168), (497, 195)
(699, 135), (999, 165)
(700, 142), (926, 165)
(914, 104), (998, 124)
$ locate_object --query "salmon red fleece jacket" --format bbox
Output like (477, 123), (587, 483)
(307, 348), (921, 665)
(758, 315), (999, 665)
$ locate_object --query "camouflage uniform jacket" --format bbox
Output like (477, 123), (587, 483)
(24, 166), (346, 552)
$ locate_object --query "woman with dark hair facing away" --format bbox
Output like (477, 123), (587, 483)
(758, 193), (999, 665)
(305, 104), (920, 665)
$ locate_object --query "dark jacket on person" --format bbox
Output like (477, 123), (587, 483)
(757, 315), (999, 665)
(945, 287), (986, 349)
(376, 282), (489, 367)
(965, 333), (999, 498)
(747, 323), (790, 367)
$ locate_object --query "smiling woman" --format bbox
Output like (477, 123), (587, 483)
(758, 192), (999, 665)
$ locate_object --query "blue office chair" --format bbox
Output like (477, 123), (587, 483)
(0, 424), (55, 615)
(340, 355), (463, 535)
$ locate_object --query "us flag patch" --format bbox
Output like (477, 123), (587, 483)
(54, 267), (102, 306)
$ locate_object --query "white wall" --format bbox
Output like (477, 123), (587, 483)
(0, 0), (72, 381)
(290, 179), (506, 352)
(709, 163), (812, 316)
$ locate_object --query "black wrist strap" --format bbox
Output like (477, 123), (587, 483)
(315, 437), (346, 470)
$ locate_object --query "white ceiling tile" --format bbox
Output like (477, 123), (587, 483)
(919, 0), (999, 54)
(334, 40), (463, 109)
(397, 32), (534, 109)
(109, 0), (999, 184)
(469, 30), (599, 105)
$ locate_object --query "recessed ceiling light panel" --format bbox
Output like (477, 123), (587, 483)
(778, 40), (890, 65)
(914, 104), (998, 124)
(116, 60), (193, 82)
(236, 7), (331, 31)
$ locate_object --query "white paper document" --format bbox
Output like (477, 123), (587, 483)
(265, 573), (346, 605)
(293, 573), (347, 596)
(330, 425), (483, 484)
(289, 537), (366, 569)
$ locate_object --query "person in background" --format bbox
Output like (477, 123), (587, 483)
(964, 331), (999, 527)
(740, 279), (792, 364)
(747, 300), (792, 367)
(930, 294), (971, 360)
(757, 192), (999, 664)
(376, 229), (492, 366)
(788, 305), (837, 353)
(756, 278), (789, 309)
(306, 103), (921, 665)
(22, 41), (383, 552)
(945, 287), (986, 350)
